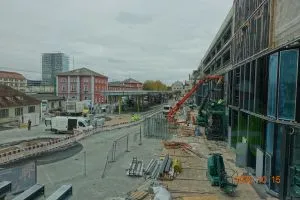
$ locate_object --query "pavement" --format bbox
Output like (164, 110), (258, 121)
(0, 124), (62, 145)
(36, 125), (163, 200)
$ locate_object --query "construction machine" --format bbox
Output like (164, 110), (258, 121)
(206, 99), (226, 140)
(207, 153), (238, 195)
(167, 75), (223, 123)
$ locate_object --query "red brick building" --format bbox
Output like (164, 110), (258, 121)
(56, 67), (108, 104)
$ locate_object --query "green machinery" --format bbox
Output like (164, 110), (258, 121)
(196, 91), (211, 127)
(205, 99), (226, 140)
(196, 96), (226, 141)
(207, 153), (238, 195)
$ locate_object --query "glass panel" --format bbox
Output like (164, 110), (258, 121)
(240, 66), (245, 108)
(287, 127), (300, 198)
(238, 112), (248, 143)
(249, 61), (255, 111)
(231, 110), (239, 148)
(278, 49), (299, 120)
(273, 125), (283, 193)
(233, 68), (240, 107)
(255, 58), (264, 114)
(248, 116), (264, 169)
(244, 63), (250, 110)
(267, 53), (279, 118)
(266, 122), (274, 154)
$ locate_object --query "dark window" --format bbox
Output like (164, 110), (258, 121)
(28, 106), (35, 113)
(248, 116), (265, 169)
(254, 57), (268, 114)
(233, 67), (240, 107)
(228, 71), (233, 105)
(15, 107), (23, 116)
(244, 63), (250, 110)
(249, 60), (256, 111)
(78, 122), (85, 127)
(238, 112), (248, 143)
(240, 65), (245, 108)
(231, 110), (239, 148)
(0, 109), (9, 118)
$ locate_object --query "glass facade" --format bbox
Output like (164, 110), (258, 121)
(255, 57), (268, 115)
(231, 110), (238, 148)
(266, 122), (274, 154)
(267, 53), (278, 118)
(42, 53), (70, 85)
(273, 125), (282, 193)
(278, 49), (299, 120)
(248, 116), (264, 169)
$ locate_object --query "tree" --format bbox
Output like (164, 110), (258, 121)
(143, 80), (168, 91)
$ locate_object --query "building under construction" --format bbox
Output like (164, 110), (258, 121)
(193, 0), (300, 199)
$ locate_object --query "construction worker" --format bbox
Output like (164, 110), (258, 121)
(27, 119), (32, 131)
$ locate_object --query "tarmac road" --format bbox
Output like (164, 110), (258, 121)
(37, 122), (163, 199)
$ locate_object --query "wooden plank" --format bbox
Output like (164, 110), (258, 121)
(183, 196), (218, 200)
(130, 191), (148, 200)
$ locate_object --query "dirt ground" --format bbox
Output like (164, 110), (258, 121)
(157, 135), (278, 200)
(128, 134), (277, 200)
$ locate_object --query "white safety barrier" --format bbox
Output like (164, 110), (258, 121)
(0, 109), (163, 165)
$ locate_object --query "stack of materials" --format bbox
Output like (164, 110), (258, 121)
(179, 126), (194, 137)
(162, 141), (192, 149)
(126, 157), (144, 177)
(158, 154), (174, 180)
(144, 159), (162, 179)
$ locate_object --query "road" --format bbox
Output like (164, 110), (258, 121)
(0, 104), (166, 145)
(37, 125), (163, 199)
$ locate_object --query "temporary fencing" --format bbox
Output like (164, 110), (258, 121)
(0, 161), (37, 194)
(143, 113), (169, 139)
(101, 126), (143, 178)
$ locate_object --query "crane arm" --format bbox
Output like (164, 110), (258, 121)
(167, 75), (223, 122)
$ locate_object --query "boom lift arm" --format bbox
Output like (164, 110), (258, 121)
(167, 75), (223, 122)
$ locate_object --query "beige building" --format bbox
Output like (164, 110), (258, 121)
(0, 71), (27, 92)
(0, 85), (41, 125)
(171, 81), (184, 92)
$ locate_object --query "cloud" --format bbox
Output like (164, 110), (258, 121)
(115, 11), (153, 24)
(0, 0), (232, 84)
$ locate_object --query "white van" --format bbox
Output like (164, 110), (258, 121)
(49, 116), (93, 134)
(163, 105), (172, 116)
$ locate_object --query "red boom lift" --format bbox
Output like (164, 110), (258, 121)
(167, 75), (223, 123)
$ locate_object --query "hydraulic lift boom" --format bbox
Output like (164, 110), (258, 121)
(167, 75), (223, 122)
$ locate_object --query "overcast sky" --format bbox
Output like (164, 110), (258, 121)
(0, 0), (232, 85)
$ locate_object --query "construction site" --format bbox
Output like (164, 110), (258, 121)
(1, 0), (300, 200)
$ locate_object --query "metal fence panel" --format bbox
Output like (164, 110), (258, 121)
(0, 161), (36, 194)
(143, 114), (169, 139)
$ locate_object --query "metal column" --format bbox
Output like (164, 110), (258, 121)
(118, 96), (121, 115)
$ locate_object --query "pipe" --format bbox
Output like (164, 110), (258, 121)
(145, 159), (154, 174)
(151, 163), (159, 178)
(148, 160), (158, 175)
(165, 158), (172, 172)
(159, 155), (169, 176)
